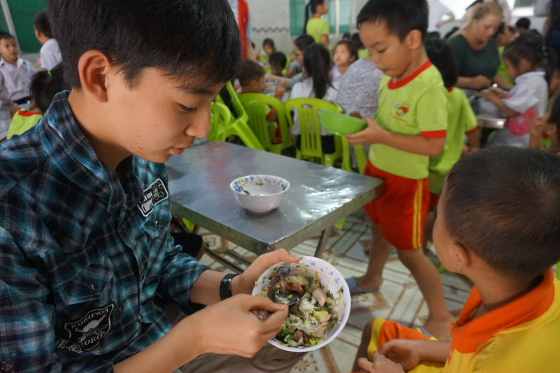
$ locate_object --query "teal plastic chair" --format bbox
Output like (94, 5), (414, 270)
(284, 98), (343, 166)
(238, 93), (293, 154)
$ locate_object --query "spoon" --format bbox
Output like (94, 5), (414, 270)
(241, 187), (250, 195)
(255, 287), (303, 320)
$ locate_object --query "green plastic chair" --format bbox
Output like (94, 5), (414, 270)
(238, 93), (293, 154)
(284, 98), (343, 166)
(341, 137), (367, 174)
(209, 102), (231, 142)
(215, 83), (264, 151)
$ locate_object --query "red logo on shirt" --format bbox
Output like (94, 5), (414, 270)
(395, 104), (409, 117)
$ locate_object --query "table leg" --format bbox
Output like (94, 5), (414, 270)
(314, 226), (332, 258)
(204, 247), (245, 274)
(191, 224), (200, 235)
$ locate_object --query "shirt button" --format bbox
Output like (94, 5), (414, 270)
(138, 315), (143, 321)
(155, 220), (159, 228)
(90, 284), (97, 291)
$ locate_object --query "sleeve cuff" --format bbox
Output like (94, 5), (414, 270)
(465, 126), (478, 135)
(266, 109), (274, 120)
(421, 130), (447, 139)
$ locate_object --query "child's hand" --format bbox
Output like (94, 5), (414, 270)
(34, 58), (42, 68)
(471, 75), (491, 89)
(488, 87), (508, 99)
(9, 102), (20, 117)
(274, 84), (286, 100)
(529, 116), (545, 137)
(349, 111), (363, 119)
(345, 117), (385, 145)
(287, 67), (296, 78)
(189, 294), (289, 358)
(476, 90), (497, 103)
(357, 352), (405, 373)
(379, 339), (422, 371)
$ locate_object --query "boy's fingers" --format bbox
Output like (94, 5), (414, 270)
(258, 249), (300, 266)
(358, 357), (375, 371)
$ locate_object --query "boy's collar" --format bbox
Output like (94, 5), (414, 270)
(449, 269), (555, 354)
(0, 56), (21, 67)
(387, 59), (432, 90)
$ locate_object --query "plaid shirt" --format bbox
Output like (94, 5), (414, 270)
(0, 92), (208, 373)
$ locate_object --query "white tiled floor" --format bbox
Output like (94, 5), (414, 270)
(198, 210), (473, 373)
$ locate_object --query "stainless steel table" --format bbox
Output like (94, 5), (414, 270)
(468, 92), (506, 129)
(166, 141), (382, 272)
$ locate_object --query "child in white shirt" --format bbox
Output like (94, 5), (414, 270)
(290, 43), (338, 153)
(478, 31), (550, 147)
(331, 40), (357, 85)
(0, 32), (36, 139)
(34, 11), (63, 69)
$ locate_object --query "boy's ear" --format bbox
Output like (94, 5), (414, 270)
(405, 30), (423, 50)
(34, 29), (41, 39)
(77, 50), (112, 103)
(452, 242), (472, 275)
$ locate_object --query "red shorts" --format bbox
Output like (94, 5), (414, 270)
(429, 192), (440, 210)
(363, 162), (429, 250)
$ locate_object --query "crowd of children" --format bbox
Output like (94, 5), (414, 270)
(0, 0), (560, 373)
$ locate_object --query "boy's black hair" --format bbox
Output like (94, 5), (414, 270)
(33, 11), (53, 39)
(263, 38), (276, 51)
(444, 26), (459, 40)
(425, 39), (457, 89)
(0, 31), (15, 41)
(294, 34), (315, 53)
(425, 32), (441, 41)
(342, 32), (351, 39)
(508, 25), (517, 34)
(30, 63), (68, 113)
(503, 30), (557, 84)
(303, 0), (326, 35)
(357, 0), (428, 41)
(269, 52), (287, 69)
(334, 40), (358, 63)
(351, 33), (364, 49)
(444, 147), (560, 281)
(303, 43), (332, 100)
(47, 0), (241, 90)
(237, 60), (265, 87)
(515, 17), (531, 30)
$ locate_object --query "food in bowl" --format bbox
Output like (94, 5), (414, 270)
(253, 258), (350, 351)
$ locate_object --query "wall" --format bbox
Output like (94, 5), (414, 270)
(246, 0), (293, 54)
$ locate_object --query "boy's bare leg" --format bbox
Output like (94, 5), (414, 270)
(352, 319), (374, 372)
(356, 223), (393, 290)
(397, 248), (454, 341)
(423, 210), (436, 254)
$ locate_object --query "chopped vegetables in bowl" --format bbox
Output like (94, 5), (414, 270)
(251, 256), (351, 352)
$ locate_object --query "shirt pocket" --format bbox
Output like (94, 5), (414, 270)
(56, 255), (124, 324)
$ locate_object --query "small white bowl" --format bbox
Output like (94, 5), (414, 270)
(251, 256), (351, 352)
(230, 175), (290, 213)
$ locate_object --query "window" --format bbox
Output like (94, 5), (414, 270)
(290, 0), (351, 36)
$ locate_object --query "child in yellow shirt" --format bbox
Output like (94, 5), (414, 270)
(345, 0), (453, 340)
(304, 0), (329, 48)
(353, 147), (560, 373)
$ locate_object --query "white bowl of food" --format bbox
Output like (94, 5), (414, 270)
(251, 256), (351, 352)
(230, 175), (290, 213)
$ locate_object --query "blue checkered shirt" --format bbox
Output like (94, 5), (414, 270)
(0, 92), (208, 372)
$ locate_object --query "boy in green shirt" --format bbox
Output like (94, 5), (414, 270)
(346, 0), (454, 341)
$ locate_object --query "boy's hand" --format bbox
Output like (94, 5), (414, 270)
(287, 67), (296, 78)
(34, 58), (42, 68)
(274, 84), (286, 100)
(379, 339), (422, 371)
(357, 352), (405, 373)
(232, 249), (300, 296)
(349, 111), (363, 119)
(345, 117), (386, 145)
(471, 75), (491, 89)
(530, 115), (545, 137)
(191, 294), (288, 358)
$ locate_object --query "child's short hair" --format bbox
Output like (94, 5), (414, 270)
(30, 63), (68, 113)
(294, 34), (315, 53)
(269, 52), (287, 69)
(508, 25), (517, 35)
(493, 22), (507, 39)
(503, 31), (557, 84)
(47, 0), (241, 90)
(263, 38), (276, 51)
(357, 0), (428, 41)
(351, 33), (364, 49)
(33, 11), (54, 39)
(425, 39), (457, 89)
(237, 60), (265, 87)
(342, 32), (351, 39)
(444, 147), (560, 281)
(0, 31), (15, 42)
(515, 17), (531, 31)
(334, 40), (358, 62)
